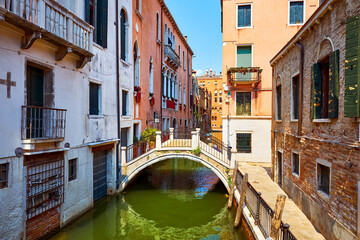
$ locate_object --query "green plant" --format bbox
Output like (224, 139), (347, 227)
(227, 176), (232, 186)
(192, 146), (201, 156)
(133, 136), (139, 144)
(141, 127), (158, 143)
(175, 150), (180, 153)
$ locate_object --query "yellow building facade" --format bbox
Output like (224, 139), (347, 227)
(221, 0), (319, 162)
(198, 69), (224, 140)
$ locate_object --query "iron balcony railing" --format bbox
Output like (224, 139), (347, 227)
(228, 67), (261, 85)
(125, 133), (156, 163)
(236, 170), (297, 240)
(1, 0), (93, 52)
(199, 131), (230, 165)
(21, 106), (67, 140)
(164, 45), (180, 67)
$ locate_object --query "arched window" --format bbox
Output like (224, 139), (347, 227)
(156, 13), (160, 41)
(219, 97), (222, 103)
(133, 42), (140, 87)
(120, 9), (128, 61)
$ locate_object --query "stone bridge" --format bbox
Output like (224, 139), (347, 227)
(119, 128), (237, 191)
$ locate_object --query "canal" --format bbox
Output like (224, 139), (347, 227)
(51, 158), (248, 240)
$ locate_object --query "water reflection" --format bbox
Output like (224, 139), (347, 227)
(51, 158), (248, 240)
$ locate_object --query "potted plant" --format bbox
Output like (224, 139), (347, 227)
(133, 136), (140, 158)
(141, 127), (158, 149)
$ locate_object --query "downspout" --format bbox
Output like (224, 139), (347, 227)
(187, 49), (190, 128)
(271, 66), (276, 180)
(296, 42), (304, 137)
(160, 5), (164, 130)
(115, 0), (121, 189)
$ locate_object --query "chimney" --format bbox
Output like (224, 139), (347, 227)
(185, 36), (188, 41)
(213, 71), (216, 77)
(210, 68), (213, 76)
(220, 71), (222, 76)
(206, 69), (209, 76)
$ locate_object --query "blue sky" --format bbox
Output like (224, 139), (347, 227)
(165, 0), (223, 76)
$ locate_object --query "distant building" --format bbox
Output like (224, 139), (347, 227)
(271, 0), (360, 239)
(220, 0), (318, 163)
(197, 68), (224, 139)
(132, 0), (194, 138)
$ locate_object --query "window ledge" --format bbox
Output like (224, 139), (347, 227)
(120, 59), (130, 67)
(316, 190), (330, 202)
(313, 119), (331, 123)
(93, 42), (105, 50)
(292, 172), (300, 179)
(135, 10), (143, 20)
(88, 114), (105, 119)
(236, 26), (253, 29)
(157, 39), (161, 45)
(288, 23), (304, 26)
(290, 119), (298, 123)
(121, 115), (132, 119)
(275, 120), (282, 123)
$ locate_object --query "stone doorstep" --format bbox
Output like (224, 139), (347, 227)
(238, 163), (325, 240)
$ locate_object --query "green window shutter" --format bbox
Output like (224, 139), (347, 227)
(312, 63), (322, 119)
(328, 50), (340, 119)
(345, 14), (360, 117)
(96, 0), (108, 48)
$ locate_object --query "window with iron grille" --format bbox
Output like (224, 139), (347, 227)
(25, 153), (64, 219)
(0, 163), (9, 189)
(68, 158), (77, 181)
(236, 133), (251, 153)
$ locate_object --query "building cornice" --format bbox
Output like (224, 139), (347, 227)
(270, 0), (337, 66)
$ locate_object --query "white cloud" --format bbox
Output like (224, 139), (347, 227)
(195, 69), (203, 76)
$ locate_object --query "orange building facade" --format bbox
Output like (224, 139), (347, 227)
(197, 69), (224, 140)
(132, 0), (194, 139)
(220, 0), (319, 163)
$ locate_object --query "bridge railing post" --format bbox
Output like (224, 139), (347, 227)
(121, 146), (127, 165)
(230, 148), (237, 169)
(169, 128), (174, 141)
(156, 131), (162, 149)
(192, 129), (200, 149)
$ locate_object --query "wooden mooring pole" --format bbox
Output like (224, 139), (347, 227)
(270, 194), (286, 239)
(227, 162), (238, 209)
(234, 173), (248, 228)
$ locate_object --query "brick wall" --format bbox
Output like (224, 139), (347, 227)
(272, 0), (360, 239)
(26, 207), (60, 240)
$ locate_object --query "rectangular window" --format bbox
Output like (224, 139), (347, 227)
(292, 75), (299, 120)
(237, 4), (251, 27)
(289, 1), (304, 25)
(292, 152), (300, 176)
(68, 158), (77, 181)
(180, 119), (182, 126)
(85, 0), (108, 48)
(185, 119), (188, 127)
(237, 46), (252, 67)
(236, 133), (251, 153)
(122, 90), (129, 116)
(0, 163), (9, 189)
(317, 162), (330, 196)
(236, 92), (251, 116)
(276, 85), (282, 120)
(89, 83), (100, 115)
(313, 57), (330, 119)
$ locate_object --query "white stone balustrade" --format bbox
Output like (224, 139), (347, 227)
(0, 0), (93, 52)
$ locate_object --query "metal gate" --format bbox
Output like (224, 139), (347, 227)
(93, 151), (107, 201)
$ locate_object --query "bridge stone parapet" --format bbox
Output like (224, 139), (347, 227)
(118, 128), (235, 192)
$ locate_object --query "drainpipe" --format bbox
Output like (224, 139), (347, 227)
(296, 42), (304, 137)
(160, 5), (164, 130)
(115, 0), (121, 189)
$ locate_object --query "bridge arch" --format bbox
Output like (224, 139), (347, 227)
(120, 153), (229, 192)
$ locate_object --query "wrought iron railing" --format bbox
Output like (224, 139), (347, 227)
(161, 128), (192, 148)
(126, 133), (156, 163)
(228, 67), (261, 84)
(199, 131), (230, 165)
(237, 170), (297, 240)
(21, 106), (67, 140)
(164, 45), (180, 67)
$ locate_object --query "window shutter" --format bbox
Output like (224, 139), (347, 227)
(85, 0), (90, 24)
(97, 0), (108, 48)
(312, 63), (322, 119)
(344, 14), (360, 117)
(328, 50), (340, 119)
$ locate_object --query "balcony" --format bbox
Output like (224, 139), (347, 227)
(21, 106), (67, 140)
(0, 0), (93, 68)
(227, 67), (262, 86)
(164, 45), (180, 68)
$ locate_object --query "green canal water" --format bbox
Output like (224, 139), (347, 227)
(51, 158), (248, 240)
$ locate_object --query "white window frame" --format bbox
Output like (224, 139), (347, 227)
(288, 0), (305, 26)
(236, 3), (253, 29)
(291, 150), (300, 178)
